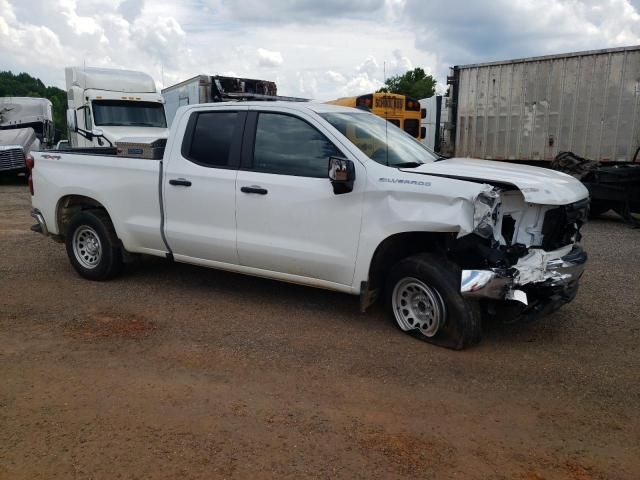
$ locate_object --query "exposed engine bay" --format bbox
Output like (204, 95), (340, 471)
(452, 184), (589, 316)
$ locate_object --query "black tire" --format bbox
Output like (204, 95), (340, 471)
(64, 210), (123, 280)
(385, 253), (482, 350)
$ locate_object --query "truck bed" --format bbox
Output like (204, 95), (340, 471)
(31, 150), (166, 255)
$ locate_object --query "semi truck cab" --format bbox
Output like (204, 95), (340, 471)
(65, 67), (168, 148)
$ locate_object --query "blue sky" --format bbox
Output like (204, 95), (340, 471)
(1, 0), (639, 99)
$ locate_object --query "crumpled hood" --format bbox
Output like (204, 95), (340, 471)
(401, 157), (589, 205)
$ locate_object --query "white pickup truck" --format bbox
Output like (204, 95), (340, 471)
(29, 102), (589, 349)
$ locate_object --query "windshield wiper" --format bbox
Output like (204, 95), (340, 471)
(394, 162), (423, 168)
(127, 122), (162, 127)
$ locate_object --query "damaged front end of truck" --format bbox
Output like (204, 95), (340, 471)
(452, 185), (589, 323)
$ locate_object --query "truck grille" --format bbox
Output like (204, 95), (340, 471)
(541, 198), (589, 250)
(0, 148), (26, 172)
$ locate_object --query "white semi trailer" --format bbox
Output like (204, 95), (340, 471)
(0, 97), (53, 173)
(443, 45), (640, 163)
(65, 67), (168, 148)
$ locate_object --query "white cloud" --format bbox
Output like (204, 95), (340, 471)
(217, 0), (386, 23)
(357, 55), (379, 77)
(1, 0), (638, 101)
(257, 48), (284, 68)
(325, 70), (346, 84)
(389, 49), (412, 75)
(118, 0), (143, 21)
(295, 71), (319, 97)
(403, 0), (640, 81)
(337, 73), (383, 97)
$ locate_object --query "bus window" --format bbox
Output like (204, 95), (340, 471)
(404, 119), (420, 138)
(325, 92), (425, 140)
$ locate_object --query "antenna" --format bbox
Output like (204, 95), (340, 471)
(383, 61), (389, 166)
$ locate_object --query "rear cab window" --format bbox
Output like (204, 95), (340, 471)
(182, 110), (245, 168)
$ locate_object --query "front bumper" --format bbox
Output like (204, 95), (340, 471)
(460, 245), (587, 305)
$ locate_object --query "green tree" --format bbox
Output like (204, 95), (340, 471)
(0, 70), (67, 142)
(378, 67), (436, 100)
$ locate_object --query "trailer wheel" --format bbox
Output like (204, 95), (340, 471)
(385, 253), (482, 350)
(65, 210), (123, 280)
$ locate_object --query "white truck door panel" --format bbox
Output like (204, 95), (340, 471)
(236, 110), (364, 286)
(163, 108), (246, 264)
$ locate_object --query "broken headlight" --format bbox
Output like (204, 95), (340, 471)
(473, 186), (501, 240)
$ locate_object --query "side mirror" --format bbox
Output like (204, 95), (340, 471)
(328, 157), (355, 194)
(92, 128), (104, 137)
(421, 108), (427, 119)
(421, 126), (426, 139)
(66, 109), (78, 132)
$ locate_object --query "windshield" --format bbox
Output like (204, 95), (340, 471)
(320, 111), (437, 167)
(92, 100), (167, 128)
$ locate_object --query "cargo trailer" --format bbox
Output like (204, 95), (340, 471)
(443, 45), (640, 164)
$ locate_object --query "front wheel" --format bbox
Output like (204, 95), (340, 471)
(65, 210), (123, 280)
(386, 253), (482, 350)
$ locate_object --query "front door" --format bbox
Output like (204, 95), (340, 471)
(163, 106), (246, 264)
(236, 109), (364, 286)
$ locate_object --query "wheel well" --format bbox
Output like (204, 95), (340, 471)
(56, 195), (110, 237)
(367, 232), (452, 294)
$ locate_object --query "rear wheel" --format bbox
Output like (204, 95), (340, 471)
(386, 253), (482, 350)
(65, 210), (123, 280)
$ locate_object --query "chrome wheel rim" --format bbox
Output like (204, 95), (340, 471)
(72, 226), (102, 269)
(392, 277), (446, 337)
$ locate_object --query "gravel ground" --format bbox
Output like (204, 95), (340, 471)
(1, 180), (639, 480)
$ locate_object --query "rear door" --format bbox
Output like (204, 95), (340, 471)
(235, 107), (365, 286)
(163, 106), (246, 264)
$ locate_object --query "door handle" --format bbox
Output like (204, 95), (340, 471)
(169, 178), (192, 187)
(240, 186), (268, 195)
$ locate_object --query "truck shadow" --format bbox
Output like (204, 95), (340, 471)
(123, 255), (567, 348)
(0, 172), (28, 186)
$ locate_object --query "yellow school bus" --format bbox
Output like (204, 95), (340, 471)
(326, 92), (425, 140)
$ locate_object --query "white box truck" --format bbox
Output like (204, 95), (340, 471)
(162, 75), (306, 126)
(65, 67), (168, 148)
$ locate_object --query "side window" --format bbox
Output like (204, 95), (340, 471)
(253, 113), (342, 178)
(185, 111), (239, 167)
(83, 105), (92, 130)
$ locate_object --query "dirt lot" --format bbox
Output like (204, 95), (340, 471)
(1, 181), (639, 480)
